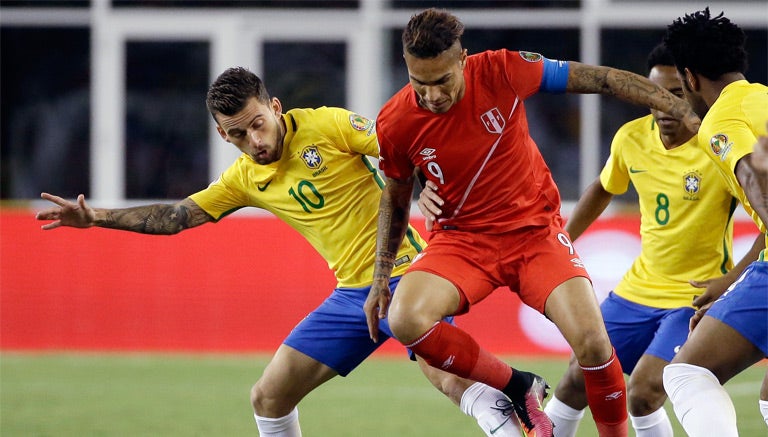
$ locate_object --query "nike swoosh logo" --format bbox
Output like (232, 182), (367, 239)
(257, 181), (272, 191)
(629, 167), (647, 173)
(489, 417), (511, 435)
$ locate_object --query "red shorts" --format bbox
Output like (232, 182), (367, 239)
(408, 222), (590, 315)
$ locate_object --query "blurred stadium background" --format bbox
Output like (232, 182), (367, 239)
(1, 1), (767, 435)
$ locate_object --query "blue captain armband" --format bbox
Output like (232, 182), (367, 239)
(540, 58), (569, 94)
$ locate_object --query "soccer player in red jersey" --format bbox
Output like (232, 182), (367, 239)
(364, 8), (699, 437)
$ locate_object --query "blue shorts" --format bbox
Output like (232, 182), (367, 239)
(601, 292), (694, 374)
(706, 261), (768, 356)
(283, 276), (454, 376)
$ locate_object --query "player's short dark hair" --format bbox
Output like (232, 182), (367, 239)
(402, 8), (464, 59)
(663, 7), (748, 80)
(206, 67), (271, 119)
(646, 42), (675, 72)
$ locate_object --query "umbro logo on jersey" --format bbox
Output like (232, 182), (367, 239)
(441, 355), (455, 369)
(570, 258), (585, 269)
(257, 180), (272, 191)
(420, 148), (437, 161)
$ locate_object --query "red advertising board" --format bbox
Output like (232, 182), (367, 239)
(1, 208), (761, 356)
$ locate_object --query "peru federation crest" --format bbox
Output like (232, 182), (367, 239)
(301, 145), (323, 169)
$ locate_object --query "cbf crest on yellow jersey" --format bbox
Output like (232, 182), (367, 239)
(696, 80), (768, 257)
(190, 107), (425, 287)
(600, 114), (738, 308)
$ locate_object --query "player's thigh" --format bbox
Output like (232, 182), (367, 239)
(515, 223), (591, 315)
(256, 344), (338, 403)
(672, 315), (764, 384)
(642, 305), (693, 364)
(545, 277), (608, 355)
(401, 230), (497, 315)
(601, 293), (688, 374)
(284, 286), (389, 376)
(627, 354), (669, 406)
(677, 263), (768, 382)
(389, 270), (460, 324)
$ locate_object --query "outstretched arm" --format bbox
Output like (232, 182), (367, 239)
(564, 178), (614, 242)
(566, 62), (700, 132)
(36, 193), (213, 234)
(364, 175), (414, 342)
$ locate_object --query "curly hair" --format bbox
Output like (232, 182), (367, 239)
(663, 7), (748, 80)
(206, 67), (271, 119)
(402, 8), (465, 59)
(646, 42), (675, 72)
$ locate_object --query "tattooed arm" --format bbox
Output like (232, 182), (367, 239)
(364, 175), (414, 342)
(566, 61), (701, 132)
(36, 193), (214, 234)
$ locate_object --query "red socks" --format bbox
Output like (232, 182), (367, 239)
(405, 321), (512, 389)
(581, 348), (628, 437)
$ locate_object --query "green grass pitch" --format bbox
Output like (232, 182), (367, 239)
(1, 352), (765, 436)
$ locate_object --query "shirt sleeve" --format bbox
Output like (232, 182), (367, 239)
(189, 163), (250, 220)
(705, 117), (758, 175)
(599, 129), (631, 195)
(334, 109), (379, 157)
(376, 121), (414, 180)
(498, 50), (568, 98)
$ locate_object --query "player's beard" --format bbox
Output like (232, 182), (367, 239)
(253, 116), (285, 165)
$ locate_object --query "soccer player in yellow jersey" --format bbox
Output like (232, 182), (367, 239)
(35, 67), (525, 436)
(539, 43), (765, 437)
(662, 8), (768, 436)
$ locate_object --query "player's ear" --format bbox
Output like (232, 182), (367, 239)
(684, 68), (699, 92)
(271, 97), (282, 117)
(215, 125), (229, 142)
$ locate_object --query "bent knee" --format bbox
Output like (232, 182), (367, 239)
(388, 301), (436, 343)
(250, 381), (292, 417)
(627, 381), (667, 414)
(571, 329), (613, 365)
(250, 382), (266, 412)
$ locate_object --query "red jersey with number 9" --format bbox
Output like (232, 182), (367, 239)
(377, 49), (563, 233)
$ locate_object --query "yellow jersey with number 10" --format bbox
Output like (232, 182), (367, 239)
(600, 114), (738, 308)
(190, 107), (426, 288)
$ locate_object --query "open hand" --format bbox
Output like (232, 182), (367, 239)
(689, 301), (714, 332)
(689, 276), (730, 309)
(36, 193), (95, 230)
(363, 278), (392, 343)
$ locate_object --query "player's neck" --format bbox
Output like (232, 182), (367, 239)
(660, 132), (693, 150)
(702, 72), (746, 107)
